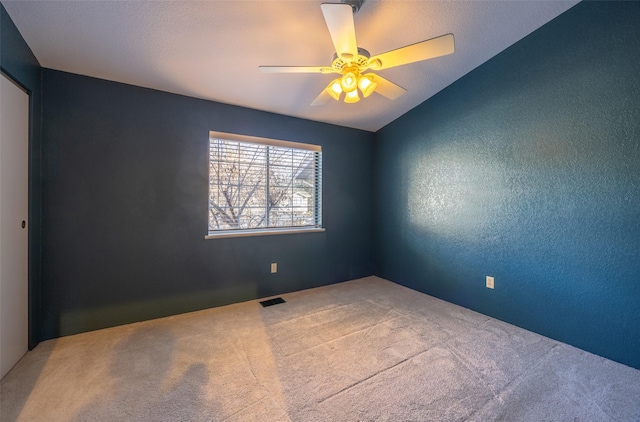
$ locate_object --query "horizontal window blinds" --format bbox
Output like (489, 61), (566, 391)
(208, 133), (322, 234)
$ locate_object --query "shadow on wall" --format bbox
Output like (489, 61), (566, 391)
(52, 282), (261, 337)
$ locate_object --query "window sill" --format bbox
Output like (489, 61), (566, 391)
(204, 227), (325, 239)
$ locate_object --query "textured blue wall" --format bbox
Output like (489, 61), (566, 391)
(1, 4), (42, 349)
(41, 70), (375, 339)
(374, 1), (640, 370)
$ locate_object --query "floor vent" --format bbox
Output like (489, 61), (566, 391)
(260, 297), (286, 307)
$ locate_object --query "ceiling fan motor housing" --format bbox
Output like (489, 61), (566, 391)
(331, 48), (370, 72)
(341, 0), (363, 14)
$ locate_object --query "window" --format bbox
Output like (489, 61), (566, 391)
(206, 131), (323, 238)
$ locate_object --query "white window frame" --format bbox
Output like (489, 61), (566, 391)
(205, 131), (324, 239)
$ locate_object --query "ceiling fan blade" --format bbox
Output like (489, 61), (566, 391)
(370, 74), (407, 100)
(259, 66), (335, 74)
(321, 3), (358, 60)
(310, 89), (332, 107)
(368, 34), (455, 71)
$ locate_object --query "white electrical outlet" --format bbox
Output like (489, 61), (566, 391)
(271, 263), (277, 273)
(486, 276), (495, 289)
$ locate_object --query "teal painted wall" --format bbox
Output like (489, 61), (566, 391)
(374, 1), (640, 370)
(40, 70), (375, 339)
(1, 3), (42, 349)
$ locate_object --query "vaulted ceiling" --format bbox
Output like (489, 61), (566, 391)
(3, 1), (579, 131)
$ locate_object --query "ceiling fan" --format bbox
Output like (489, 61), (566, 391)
(259, 0), (455, 105)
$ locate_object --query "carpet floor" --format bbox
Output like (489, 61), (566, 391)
(1, 276), (639, 421)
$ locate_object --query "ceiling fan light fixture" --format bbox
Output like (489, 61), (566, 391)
(340, 68), (359, 92)
(344, 89), (360, 103)
(358, 74), (377, 98)
(326, 79), (343, 100)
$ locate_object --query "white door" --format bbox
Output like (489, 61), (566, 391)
(0, 73), (29, 379)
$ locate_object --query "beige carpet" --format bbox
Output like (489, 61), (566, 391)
(1, 276), (639, 421)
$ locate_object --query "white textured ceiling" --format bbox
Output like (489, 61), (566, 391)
(3, 0), (579, 132)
